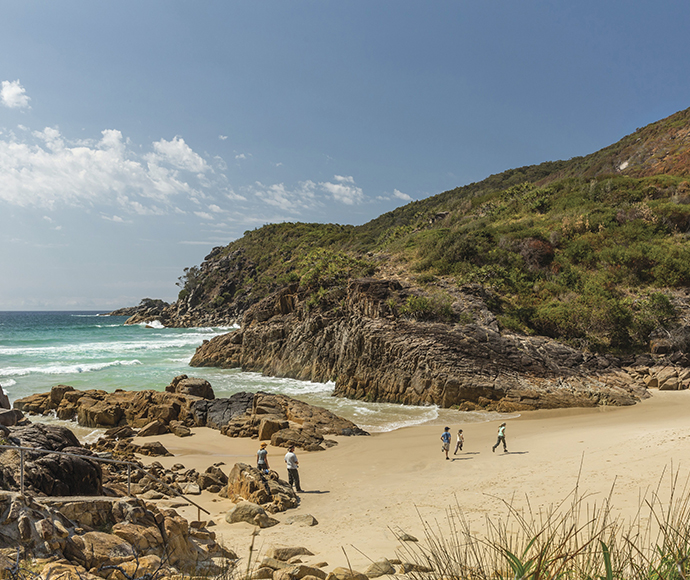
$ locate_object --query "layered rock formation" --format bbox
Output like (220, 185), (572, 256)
(189, 279), (670, 411)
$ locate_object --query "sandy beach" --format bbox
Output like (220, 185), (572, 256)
(132, 389), (690, 572)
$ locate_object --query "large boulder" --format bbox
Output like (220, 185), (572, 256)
(67, 531), (135, 570)
(111, 522), (165, 555)
(224, 501), (279, 528)
(166, 375), (215, 399)
(220, 463), (298, 513)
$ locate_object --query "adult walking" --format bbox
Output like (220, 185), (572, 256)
(492, 422), (508, 453)
(284, 445), (303, 492)
(257, 441), (270, 473)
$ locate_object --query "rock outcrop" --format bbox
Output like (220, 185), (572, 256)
(219, 463), (299, 513)
(104, 298), (170, 319)
(13, 381), (368, 450)
(13, 384), (203, 429)
(189, 279), (660, 411)
(209, 392), (368, 451)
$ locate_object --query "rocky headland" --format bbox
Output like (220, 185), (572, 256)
(188, 279), (690, 411)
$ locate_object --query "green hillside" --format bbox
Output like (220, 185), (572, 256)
(175, 107), (690, 353)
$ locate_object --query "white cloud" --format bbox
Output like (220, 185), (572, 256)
(194, 211), (214, 220)
(251, 180), (319, 212)
(377, 188), (413, 202)
(1, 80), (31, 109)
(208, 204), (224, 213)
(149, 136), (209, 173)
(319, 175), (364, 205)
(218, 135), (228, 141)
(0, 127), (212, 211)
(101, 214), (127, 223)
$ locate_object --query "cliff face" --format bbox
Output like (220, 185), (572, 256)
(190, 279), (656, 411)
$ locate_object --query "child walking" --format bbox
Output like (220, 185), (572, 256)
(454, 429), (464, 455)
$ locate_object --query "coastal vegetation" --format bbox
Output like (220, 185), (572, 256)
(400, 471), (690, 580)
(173, 107), (690, 355)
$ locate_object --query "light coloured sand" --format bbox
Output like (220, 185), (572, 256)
(134, 389), (690, 572)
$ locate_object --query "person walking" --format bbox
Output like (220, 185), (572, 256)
(454, 429), (464, 455)
(441, 426), (451, 460)
(284, 445), (303, 492)
(492, 422), (508, 453)
(257, 441), (270, 473)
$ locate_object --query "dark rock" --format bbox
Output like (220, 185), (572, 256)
(190, 392), (255, 429)
(0, 409), (23, 427)
(0, 424), (102, 496)
(0, 384), (10, 409)
(138, 441), (172, 457)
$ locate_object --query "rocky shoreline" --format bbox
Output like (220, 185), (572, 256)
(0, 377), (375, 578)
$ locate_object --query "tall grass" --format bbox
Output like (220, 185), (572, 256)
(397, 468), (690, 579)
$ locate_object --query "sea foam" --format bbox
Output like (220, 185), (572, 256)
(0, 359), (142, 377)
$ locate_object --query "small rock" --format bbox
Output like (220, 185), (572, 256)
(284, 514), (319, 527)
(266, 546), (315, 561)
(325, 567), (368, 580)
(365, 560), (395, 578)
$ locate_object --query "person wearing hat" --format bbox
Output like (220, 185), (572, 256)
(257, 441), (270, 473)
(492, 422), (508, 453)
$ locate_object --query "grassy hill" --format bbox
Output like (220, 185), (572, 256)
(175, 107), (690, 353)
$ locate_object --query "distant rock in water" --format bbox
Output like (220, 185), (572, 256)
(103, 297), (169, 318)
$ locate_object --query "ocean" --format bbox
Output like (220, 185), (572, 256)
(0, 311), (513, 439)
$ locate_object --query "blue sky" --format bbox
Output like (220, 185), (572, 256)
(1, 1), (689, 310)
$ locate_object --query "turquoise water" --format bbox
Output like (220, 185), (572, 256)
(0, 311), (513, 434)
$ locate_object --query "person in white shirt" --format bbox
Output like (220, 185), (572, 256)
(492, 422), (508, 453)
(284, 445), (303, 492)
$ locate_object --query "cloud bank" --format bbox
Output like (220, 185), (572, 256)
(0, 119), (376, 224)
(0, 127), (210, 212)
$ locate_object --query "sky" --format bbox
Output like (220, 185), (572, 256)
(1, 1), (689, 310)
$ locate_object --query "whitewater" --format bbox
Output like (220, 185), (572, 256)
(0, 311), (511, 433)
